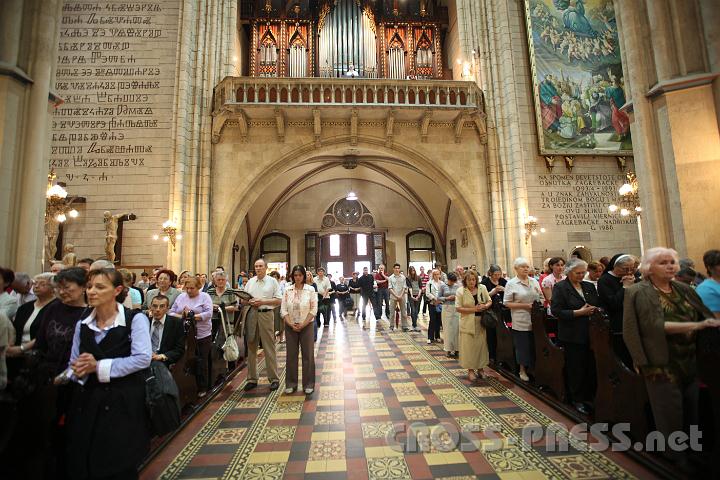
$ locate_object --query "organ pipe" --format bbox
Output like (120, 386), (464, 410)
(318, 0), (377, 77)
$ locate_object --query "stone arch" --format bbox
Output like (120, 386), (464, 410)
(213, 136), (489, 269)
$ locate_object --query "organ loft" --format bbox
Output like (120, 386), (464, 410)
(241, 0), (447, 80)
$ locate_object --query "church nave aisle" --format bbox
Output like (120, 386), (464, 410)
(142, 318), (650, 480)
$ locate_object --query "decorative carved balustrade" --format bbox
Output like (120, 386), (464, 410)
(212, 76), (484, 112)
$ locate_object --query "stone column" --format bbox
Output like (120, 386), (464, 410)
(0, 0), (62, 273)
(15, 0), (62, 273)
(168, 0), (237, 272)
(616, 0), (720, 264)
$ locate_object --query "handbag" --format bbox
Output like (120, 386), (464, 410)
(480, 308), (498, 328)
(218, 305), (239, 362)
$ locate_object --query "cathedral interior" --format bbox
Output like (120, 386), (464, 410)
(1, 0), (719, 479)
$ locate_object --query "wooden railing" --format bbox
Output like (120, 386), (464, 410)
(212, 76), (484, 112)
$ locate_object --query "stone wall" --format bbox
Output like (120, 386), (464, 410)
(48, 0), (181, 265)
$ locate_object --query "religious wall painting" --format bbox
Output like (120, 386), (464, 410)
(524, 0), (632, 155)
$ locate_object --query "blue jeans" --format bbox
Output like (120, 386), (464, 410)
(409, 297), (421, 327)
(374, 289), (390, 319)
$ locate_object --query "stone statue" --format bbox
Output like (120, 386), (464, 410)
(104, 211), (123, 262)
(62, 243), (77, 266)
(45, 219), (60, 266)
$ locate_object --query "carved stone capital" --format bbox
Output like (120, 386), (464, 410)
(419, 109), (432, 143)
(350, 108), (359, 146)
(454, 113), (466, 143)
(274, 108), (286, 142)
(313, 108), (322, 147)
(385, 109), (396, 147)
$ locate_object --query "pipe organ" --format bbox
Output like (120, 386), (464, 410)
(243, 0), (447, 80)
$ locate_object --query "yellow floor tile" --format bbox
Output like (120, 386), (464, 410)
(311, 431), (346, 441)
(305, 460), (326, 473)
(498, 471), (548, 480)
(248, 451), (290, 464)
(359, 408), (390, 417)
(364, 445), (405, 458)
(325, 459), (347, 472)
(444, 403), (476, 411)
(423, 451), (466, 466)
(269, 412), (302, 420)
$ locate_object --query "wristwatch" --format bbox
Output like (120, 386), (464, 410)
(20, 344), (25, 352)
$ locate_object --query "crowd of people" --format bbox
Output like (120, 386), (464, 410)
(1, 245), (719, 478)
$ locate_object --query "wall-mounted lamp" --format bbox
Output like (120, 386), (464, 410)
(524, 215), (546, 245)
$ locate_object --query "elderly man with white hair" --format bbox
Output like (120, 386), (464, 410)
(624, 247), (720, 466)
(10, 272), (37, 307)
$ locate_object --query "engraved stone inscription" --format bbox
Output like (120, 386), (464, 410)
(50, 0), (179, 186)
(537, 174), (637, 231)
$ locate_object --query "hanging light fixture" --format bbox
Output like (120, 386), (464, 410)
(346, 176), (358, 201)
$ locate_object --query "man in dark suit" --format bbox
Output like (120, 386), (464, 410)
(149, 295), (186, 366)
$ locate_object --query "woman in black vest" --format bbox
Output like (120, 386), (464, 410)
(64, 268), (152, 480)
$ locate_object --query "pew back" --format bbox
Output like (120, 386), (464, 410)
(530, 304), (566, 401)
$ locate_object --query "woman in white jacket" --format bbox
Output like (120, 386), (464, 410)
(281, 265), (318, 395)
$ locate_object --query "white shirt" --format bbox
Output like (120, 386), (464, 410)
(22, 304), (43, 343)
(388, 273), (407, 296)
(0, 292), (18, 320)
(503, 276), (543, 331)
(244, 275), (282, 310)
(280, 284), (318, 324)
(11, 290), (36, 308)
(314, 276), (332, 299)
(150, 314), (166, 348)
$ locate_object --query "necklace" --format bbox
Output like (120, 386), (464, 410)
(650, 281), (673, 294)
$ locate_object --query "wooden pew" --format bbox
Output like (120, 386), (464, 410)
(494, 305), (516, 373)
(530, 303), (566, 401)
(588, 314), (651, 441)
(170, 316), (199, 409)
(696, 330), (720, 477)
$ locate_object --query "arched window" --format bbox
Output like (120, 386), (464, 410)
(260, 233), (290, 276)
(406, 230), (435, 272)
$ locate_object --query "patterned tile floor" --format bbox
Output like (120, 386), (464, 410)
(142, 314), (654, 480)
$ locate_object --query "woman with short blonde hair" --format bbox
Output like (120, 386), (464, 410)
(169, 274), (214, 396)
(455, 270), (492, 381)
(624, 247), (720, 464)
(503, 258), (544, 382)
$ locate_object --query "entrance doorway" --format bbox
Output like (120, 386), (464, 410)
(312, 232), (384, 276)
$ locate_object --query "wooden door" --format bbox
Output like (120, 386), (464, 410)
(319, 233), (374, 276)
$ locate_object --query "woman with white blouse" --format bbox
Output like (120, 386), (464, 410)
(504, 258), (544, 382)
(281, 265), (318, 395)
